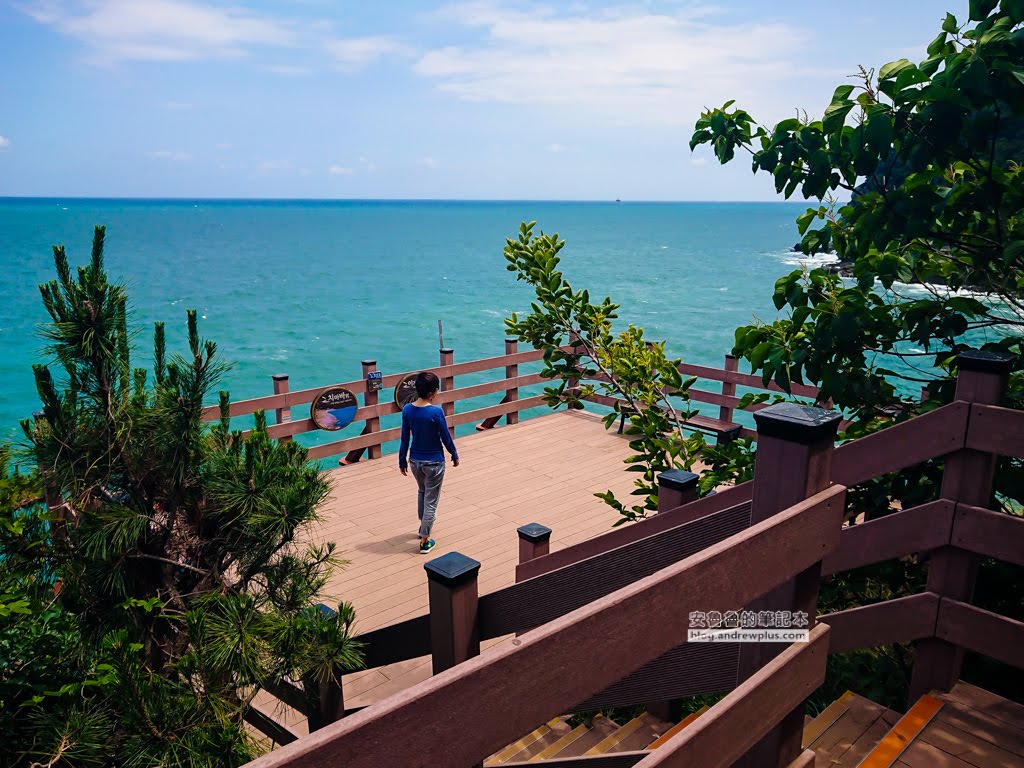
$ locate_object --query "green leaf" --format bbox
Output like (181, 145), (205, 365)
(942, 12), (958, 32)
(968, 0), (997, 20)
(878, 58), (914, 81)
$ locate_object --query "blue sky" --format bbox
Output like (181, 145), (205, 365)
(0, 1), (969, 200)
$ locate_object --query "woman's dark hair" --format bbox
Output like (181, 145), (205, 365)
(415, 371), (441, 398)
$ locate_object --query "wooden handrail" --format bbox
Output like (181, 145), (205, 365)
(201, 348), (553, 421)
(677, 362), (820, 398)
(631, 624), (830, 768)
(965, 403), (1024, 457)
(951, 503), (1024, 567)
(244, 486), (845, 768)
(515, 482), (754, 582)
(831, 401), (969, 487)
(819, 593), (940, 654)
(821, 500), (955, 577)
(935, 598), (1024, 670)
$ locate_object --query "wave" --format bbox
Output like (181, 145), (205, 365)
(779, 251), (840, 267)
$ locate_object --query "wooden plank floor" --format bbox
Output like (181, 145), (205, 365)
(301, 409), (659, 717)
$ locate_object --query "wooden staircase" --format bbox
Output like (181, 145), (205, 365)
(485, 711), (677, 764)
(802, 681), (1024, 768)
(485, 681), (1024, 767)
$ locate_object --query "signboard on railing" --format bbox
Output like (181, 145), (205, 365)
(367, 371), (383, 392)
(394, 374), (445, 408)
(311, 387), (358, 431)
(395, 374), (419, 408)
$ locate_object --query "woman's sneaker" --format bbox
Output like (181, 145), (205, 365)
(419, 538), (436, 554)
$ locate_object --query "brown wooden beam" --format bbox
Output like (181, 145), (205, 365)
(821, 500), (955, 577)
(934, 598), (1024, 670)
(951, 503), (1024, 567)
(819, 592), (940, 654)
(964, 402), (1024, 458)
(831, 401), (968, 488)
(515, 483), (752, 582)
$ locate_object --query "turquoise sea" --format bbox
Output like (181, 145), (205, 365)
(0, 199), (819, 451)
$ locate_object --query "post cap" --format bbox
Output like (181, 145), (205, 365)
(753, 403), (842, 444)
(657, 469), (699, 492)
(956, 349), (1016, 374)
(32, 410), (45, 419)
(439, 347), (454, 355)
(505, 337), (519, 345)
(517, 523), (552, 543)
(424, 551), (480, 587)
(272, 373), (289, 381)
(361, 359), (377, 367)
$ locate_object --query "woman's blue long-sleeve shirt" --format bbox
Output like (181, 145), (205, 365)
(398, 403), (458, 469)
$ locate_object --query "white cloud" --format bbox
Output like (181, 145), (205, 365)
(325, 35), (406, 71)
(545, 143), (567, 153)
(358, 156), (377, 172)
(415, 3), (807, 125)
(0, 136), (9, 149)
(328, 164), (354, 175)
(419, 156), (439, 169)
(20, 0), (297, 64)
(266, 64), (312, 76)
(690, 156), (707, 166)
(150, 149), (191, 161)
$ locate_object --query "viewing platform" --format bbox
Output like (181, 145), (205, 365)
(320, 409), (640, 710)
(256, 407), (684, 735)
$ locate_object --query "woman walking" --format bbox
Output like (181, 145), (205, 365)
(398, 372), (460, 553)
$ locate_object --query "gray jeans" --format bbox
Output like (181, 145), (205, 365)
(410, 460), (445, 539)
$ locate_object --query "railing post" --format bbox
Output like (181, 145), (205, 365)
(425, 552), (480, 675)
(362, 359), (381, 460)
(657, 469), (699, 512)
(720, 354), (738, 423)
(505, 337), (520, 425)
(439, 347), (455, 420)
(909, 349), (1014, 703)
(735, 402), (842, 768)
(517, 523), (551, 566)
(272, 374), (292, 442)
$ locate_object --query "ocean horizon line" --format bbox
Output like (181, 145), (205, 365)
(0, 195), (809, 205)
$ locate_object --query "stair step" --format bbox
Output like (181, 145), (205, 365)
(503, 719), (574, 762)
(530, 724), (589, 760)
(487, 718), (564, 764)
(803, 692), (900, 767)
(855, 694), (943, 768)
(646, 705), (709, 750)
(802, 690), (856, 747)
(585, 712), (670, 755)
(546, 715), (620, 758)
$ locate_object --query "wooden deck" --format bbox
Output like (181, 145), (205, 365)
(280, 409), (651, 725)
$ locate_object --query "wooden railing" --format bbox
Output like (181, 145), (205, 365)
(206, 346), (823, 463)
(202, 340), (556, 461)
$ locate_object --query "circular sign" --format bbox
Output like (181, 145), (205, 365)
(394, 374), (419, 408)
(394, 374), (443, 408)
(311, 387), (358, 431)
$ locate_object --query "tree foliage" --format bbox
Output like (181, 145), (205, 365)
(2, 227), (362, 767)
(690, 2), (1024, 434)
(690, 1), (1024, 703)
(504, 223), (704, 524)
